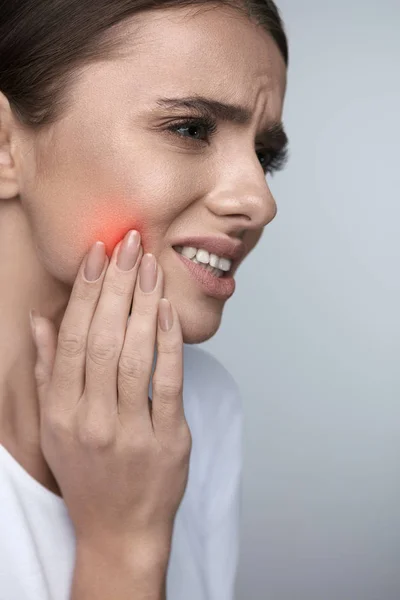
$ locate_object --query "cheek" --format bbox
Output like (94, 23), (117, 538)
(28, 125), (201, 285)
(26, 135), (148, 284)
(30, 195), (149, 286)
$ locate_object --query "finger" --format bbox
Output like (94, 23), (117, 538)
(151, 300), (186, 436)
(49, 243), (109, 411)
(84, 232), (143, 411)
(31, 315), (58, 413)
(117, 255), (164, 420)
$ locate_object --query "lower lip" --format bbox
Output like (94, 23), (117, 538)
(173, 250), (236, 300)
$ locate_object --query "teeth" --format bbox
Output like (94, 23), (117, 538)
(175, 246), (232, 272)
(191, 258), (224, 277)
(196, 249), (210, 265)
(209, 254), (218, 268)
(180, 246), (197, 260)
(216, 257), (231, 272)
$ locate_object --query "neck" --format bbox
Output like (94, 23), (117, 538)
(0, 198), (67, 497)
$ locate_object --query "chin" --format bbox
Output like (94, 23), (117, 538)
(178, 302), (223, 344)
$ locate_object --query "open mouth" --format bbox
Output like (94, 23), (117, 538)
(172, 246), (231, 278)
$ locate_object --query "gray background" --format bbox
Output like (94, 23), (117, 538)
(200, 1), (400, 599)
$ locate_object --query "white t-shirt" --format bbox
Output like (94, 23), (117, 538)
(0, 345), (243, 600)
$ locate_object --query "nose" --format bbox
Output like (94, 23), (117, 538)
(204, 158), (278, 231)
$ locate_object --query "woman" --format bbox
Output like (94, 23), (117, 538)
(0, 1), (289, 598)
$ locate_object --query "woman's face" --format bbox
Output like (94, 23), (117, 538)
(12, 5), (287, 343)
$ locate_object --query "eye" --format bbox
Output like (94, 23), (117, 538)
(165, 118), (289, 175)
(176, 123), (207, 140)
(167, 117), (217, 142)
(257, 147), (289, 175)
(256, 149), (272, 172)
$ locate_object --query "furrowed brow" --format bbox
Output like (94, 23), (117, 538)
(155, 95), (289, 149)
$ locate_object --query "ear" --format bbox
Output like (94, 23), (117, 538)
(0, 91), (21, 199)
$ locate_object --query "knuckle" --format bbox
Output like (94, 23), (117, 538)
(77, 420), (115, 449)
(152, 376), (183, 399)
(175, 425), (192, 454)
(102, 277), (132, 298)
(131, 433), (152, 455)
(42, 408), (73, 439)
(118, 348), (150, 382)
(57, 328), (86, 358)
(74, 283), (98, 303)
(53, 365), (78, 394)
(165, 425), (192, 461)
(87, 331), (120, 365)
(157, 337), (182, 355)
(33, 362), (50, 388)
(131, 301), (156, 318)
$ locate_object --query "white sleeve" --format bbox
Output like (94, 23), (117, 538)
(203, 377), (243, 600)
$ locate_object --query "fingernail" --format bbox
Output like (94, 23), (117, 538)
(116, 230), (141, 272)
(159, 299), (173, 332)
(139, 254), (157, 293)
(84, 241), (106, 282)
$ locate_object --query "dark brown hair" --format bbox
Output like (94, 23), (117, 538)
(0, 0), (288, 130)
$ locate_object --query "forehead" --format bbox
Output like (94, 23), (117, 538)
(108, 5), (287, 117)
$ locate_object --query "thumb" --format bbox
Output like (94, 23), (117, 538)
(29, 309), (58, 401)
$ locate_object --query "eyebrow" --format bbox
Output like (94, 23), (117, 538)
(155, 95), (289, 149)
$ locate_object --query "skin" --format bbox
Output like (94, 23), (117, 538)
(0, 5), (286, 495)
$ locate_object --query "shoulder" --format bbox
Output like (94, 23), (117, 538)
(183, 344), (241, 400)
(182, 344), (243, 423)
(181, 346), (243, 512)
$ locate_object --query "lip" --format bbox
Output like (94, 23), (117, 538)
(173, 249), (236, 300)
(171, 235), (247, 269)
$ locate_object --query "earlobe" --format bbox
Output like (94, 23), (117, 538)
(0, 93), (20, 200)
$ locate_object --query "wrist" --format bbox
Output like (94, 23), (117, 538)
(72, 535), (170, 600)
(76, 529), (172, 572)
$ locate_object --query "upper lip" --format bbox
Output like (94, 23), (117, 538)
(172, 235), (247, 267)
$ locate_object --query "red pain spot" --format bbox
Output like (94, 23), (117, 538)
(88, 215), (147, 257)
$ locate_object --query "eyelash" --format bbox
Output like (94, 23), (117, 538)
(166, 116), (288, 175)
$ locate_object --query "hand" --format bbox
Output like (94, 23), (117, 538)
(30, 230), (191, 562)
